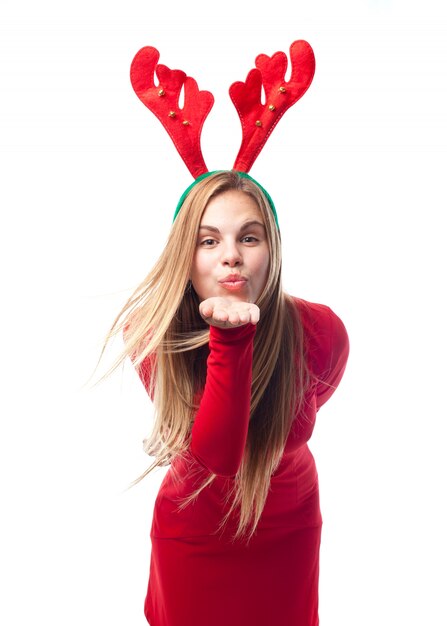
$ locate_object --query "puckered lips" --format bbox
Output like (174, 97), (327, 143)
(218, 273), (248, 292)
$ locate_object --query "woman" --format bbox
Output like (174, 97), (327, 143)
(100, 170), (349, 626)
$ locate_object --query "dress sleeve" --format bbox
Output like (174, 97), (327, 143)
(123, 323), (155, 399)
(298, 301), (349, 411)
(124, 321), (256, 476)
(134, 355), (154, 398)
(190, 323), (257, 478)
(311, 306), (349, 411)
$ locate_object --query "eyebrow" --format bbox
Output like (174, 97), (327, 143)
(198, 220), (266, 233)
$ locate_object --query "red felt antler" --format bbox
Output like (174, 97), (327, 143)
(230, 40), (315, 173)
(130, 46), (214, 178)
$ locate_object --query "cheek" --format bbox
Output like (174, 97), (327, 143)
(191, 252), (209, 279)
(190, 252), (213, 295)
(256, 253), (270, 284)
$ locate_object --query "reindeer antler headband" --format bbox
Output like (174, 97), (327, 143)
(130, 40), (315, 226)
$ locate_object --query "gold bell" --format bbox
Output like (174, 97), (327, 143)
(278, 86), (286, 93)
(268, 104), (276, 111)
(158, 88), (166, 96)
(182, 120), (190, 126)
(255, 120), (262, 127)
(168, 111), (176, 118)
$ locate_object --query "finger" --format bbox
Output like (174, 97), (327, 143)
(227, 311), (241, 325)
(213, 307), (230, 322)
(200, 303), (214, 318)
(228, 310), (250, 325)
(248, 305), (260, 324)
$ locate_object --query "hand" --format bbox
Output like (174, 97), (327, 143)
(199, 297), (260, 328)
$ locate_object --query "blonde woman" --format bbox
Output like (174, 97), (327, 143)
(99, 170), (349, 626)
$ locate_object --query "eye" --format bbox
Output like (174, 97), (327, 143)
(199, 238), (217, 246)
(241, 236), (258, 243)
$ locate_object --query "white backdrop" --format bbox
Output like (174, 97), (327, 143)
(1, 0), (446, 624)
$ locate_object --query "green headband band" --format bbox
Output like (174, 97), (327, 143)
(172, 170), (279, 229)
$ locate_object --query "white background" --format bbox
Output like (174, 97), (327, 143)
(1, 0), (446, 624)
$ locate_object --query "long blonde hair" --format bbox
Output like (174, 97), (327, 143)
(96, 171), (310, 544)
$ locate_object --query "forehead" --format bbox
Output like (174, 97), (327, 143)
(200, 189), (263, 225)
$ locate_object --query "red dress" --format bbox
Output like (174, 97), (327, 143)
(133, 297), (349, 626)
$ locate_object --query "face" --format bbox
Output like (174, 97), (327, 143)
(190, 189), (270, 303)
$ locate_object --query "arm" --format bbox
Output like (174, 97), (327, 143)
(190, 322), (256, 478)
(312, 305), (349, 411)
(133, 354), (154, 399)
(123, 323), (155, 399)
(124, 319), (256, 477)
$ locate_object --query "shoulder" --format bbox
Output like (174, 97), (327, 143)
(289, 296), (349, 379)
(291, 296), (346, 333)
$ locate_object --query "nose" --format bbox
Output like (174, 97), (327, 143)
(221, 239), (242, 266)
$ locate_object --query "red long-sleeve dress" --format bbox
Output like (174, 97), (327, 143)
(133, 297), (349, 626)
